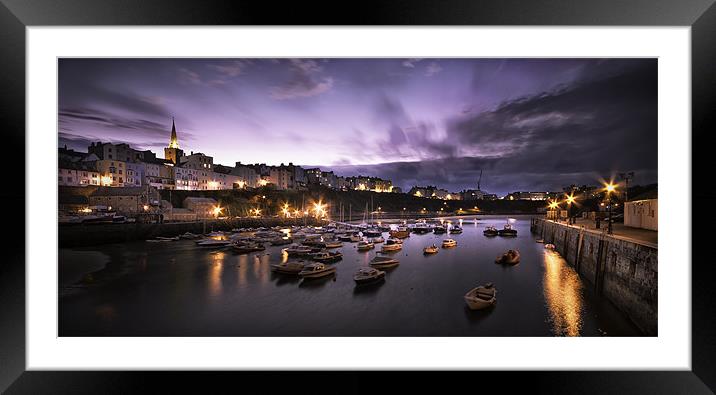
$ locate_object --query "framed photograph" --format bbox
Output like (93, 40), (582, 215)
(2, 0), (713, 393)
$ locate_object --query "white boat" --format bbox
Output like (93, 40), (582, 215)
(324, 240), (343, 249)
(370, 236), (385, 244)
(357, 241), (375, 251)
(353, 267), (386, 284)
(196, 239), (232, 248)
(464, 283), (497, 310)
(370, 256), (400, 269)
(298, 263), (337, 279)
(423, 244), (439, 254)
(442, 238), (457, 248)
(544, 244), (556, 250)
(284, 244), (316, 257)
(380, 239), (403, 252)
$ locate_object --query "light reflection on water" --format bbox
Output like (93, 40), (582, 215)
(543, 250), (584, 336)
(208, 251), (225, 298)
(59, 216), (643, 336)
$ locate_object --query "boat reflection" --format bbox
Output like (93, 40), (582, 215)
(542, 250), (584, 336)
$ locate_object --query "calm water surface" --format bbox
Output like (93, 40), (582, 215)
(59, 216), (642, 336)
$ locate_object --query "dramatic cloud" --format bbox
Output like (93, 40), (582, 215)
(269, 59), (334, 100)
(58, 58), (657, 195)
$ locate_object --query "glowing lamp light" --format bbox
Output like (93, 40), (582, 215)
(605, 182), (616, 193)
(143, 205), (149, 211)
(212, 206), (223, 217)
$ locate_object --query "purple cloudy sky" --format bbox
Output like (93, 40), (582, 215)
(58, 58), (657, 195)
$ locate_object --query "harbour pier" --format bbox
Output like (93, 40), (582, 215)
(531, 218), (657, 335)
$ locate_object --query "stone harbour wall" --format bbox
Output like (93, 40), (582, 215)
(532, 218), (658, 335)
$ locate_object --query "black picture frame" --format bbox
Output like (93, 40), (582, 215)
(1, 0), (713, 393)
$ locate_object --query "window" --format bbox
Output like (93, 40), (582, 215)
(119, 169), (123, 174)
(109, 154), (113, 159)
(119, 177), (123, 183)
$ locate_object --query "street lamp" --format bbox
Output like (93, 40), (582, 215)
(565, 194), (576, 224)
(548, 200), (559, 221)
(604, 182), (617, 234)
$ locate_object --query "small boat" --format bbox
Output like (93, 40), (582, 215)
(544, 244), (556, 250)
(298, 263), (337, 279)
(442, 238), (457, 248)
(324, 240), (344, 249)
(353, 267), (386, 284)
(311, 251), (343, 263)
(389, 227), (410, 239)
(370, 236), (385, 244)
(284, 244), (316, 257)
(196, 239), (233, 248)
(423, 244), (439, 254)
(370, 256), (400, 269)
(498, 224), (518, 237)
(179, 232), (201, 240)
(495, 249), (521, 264)
(302, 238), (325, 247)
(338, 233), (360, 242)
(357, 240), (375, 251)
(232, 242), (266, 254)
(270, 237), (293, 246)
(412, 223), (432, 234)
(535, 239), (545, 244)
(483, 226), (498, 237)
(363, 227), (383, 238)
(270, 260), (306, 275)
(464, 283), (497, 310)
(433, 225), (447, 234)
(449, 226), (463, 234)
(381, 239), (403, 252)
(147, 236), (179, 242)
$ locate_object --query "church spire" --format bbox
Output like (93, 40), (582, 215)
(169, 117), (179, 148)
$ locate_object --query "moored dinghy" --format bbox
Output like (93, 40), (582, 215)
(464, 282), (497, 310)
(298, 262), (336, 279)
(423, 244), (439, 254)
(270, 260), (306, 275)
(483, 226), (498, 237)
(353, 267), (386, 284)
(495, 249), (521, 264)
(357, 240), (375, 251)
(370, 256), (400, 269)
(441, 238), (457, 248)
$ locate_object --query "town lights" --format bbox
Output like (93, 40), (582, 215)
(143, 205), (149, 212)
(101, 175), (113, 186)
(212, 206), (223, 218)
(252, 208), (261, 217)
(281, 203), (291, 217)
(313, 201), (327, 218)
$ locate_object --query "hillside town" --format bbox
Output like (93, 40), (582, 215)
(59, 120), (575, 211)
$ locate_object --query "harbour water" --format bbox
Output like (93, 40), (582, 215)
(59, 215), (642, 336)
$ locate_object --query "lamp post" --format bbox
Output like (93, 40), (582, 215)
(548, 200), (559, 221)
(604, 182), (616, 235)
(565, 194), (576, 225)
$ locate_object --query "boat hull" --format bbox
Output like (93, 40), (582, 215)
(299, 268), (336, 278)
